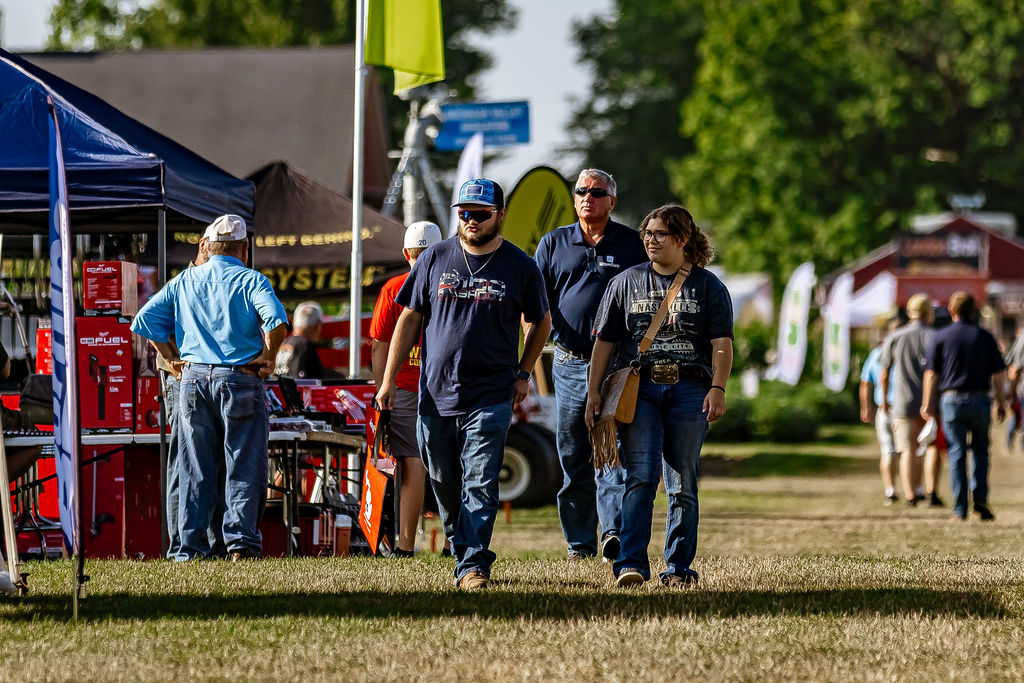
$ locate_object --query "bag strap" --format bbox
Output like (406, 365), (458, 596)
(637, 267), (690, 354)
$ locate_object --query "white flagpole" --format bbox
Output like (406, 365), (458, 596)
(350, 0), (367, 378)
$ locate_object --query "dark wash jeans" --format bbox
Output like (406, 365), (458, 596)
(417, 401), (514, 581)
(552, 350), (624, 556)
(616, 378), (707, 582)
(940, 392), (992, 517)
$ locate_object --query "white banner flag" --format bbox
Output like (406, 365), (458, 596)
(772, 262), (815, 386)
(47, 96), (81, 555)
(448, 132), (484, 236)
(822, 272), (853, 391)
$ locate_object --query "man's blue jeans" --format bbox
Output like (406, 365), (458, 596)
(941, 392), (992, 517)
(615, 378), (707, 582)
(176, 364), (269, 560)
(165, 374), (226, 559)
(164, 374), (182, 559)
(552, 350), (624, 556)
(418, 401), (513, 582)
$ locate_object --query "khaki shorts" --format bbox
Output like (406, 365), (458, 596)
(891, 416), (926, 458)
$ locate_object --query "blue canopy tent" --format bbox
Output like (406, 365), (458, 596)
(0, 48), (256, 584)
(0, 47), (254, 234)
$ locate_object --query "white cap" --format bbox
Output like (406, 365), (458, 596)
(203, 214), (247, 242)
(403, 221), (443, 249)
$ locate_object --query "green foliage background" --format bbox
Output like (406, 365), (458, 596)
(570, 0), (1024, 285)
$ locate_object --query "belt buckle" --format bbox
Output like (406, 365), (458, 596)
(651, 364), (678, 384)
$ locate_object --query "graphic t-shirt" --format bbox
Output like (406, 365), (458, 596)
(593, 263), (733, 380)
(396, 237), (549, 416)
(368, 272), (422, 393)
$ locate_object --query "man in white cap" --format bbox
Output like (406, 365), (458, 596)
(132, 214), (288, 561)
(377, 180), (551, 590)
(369, 220), (443, 556)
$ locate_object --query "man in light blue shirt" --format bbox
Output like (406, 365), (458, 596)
(132, 214), (287, 561)
(860, 345), (899, 505)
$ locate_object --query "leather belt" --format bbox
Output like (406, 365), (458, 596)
(187, 362), (263, 377)
(554, 342), (590, 361)
(640, 363), (709, 386)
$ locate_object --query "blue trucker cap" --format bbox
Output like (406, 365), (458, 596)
(452, 178), (505, 209)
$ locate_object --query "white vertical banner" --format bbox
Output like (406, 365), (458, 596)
(822, 272), (853, 391)
(47, 96), (81, 555)
(448, 132), (483, 236)
(772, 262), (815, 386)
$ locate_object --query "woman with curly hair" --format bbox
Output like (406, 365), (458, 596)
(586, 204), (733, 588)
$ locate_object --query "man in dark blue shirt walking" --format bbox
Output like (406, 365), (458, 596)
(534, 169), (647, 561)
(377, 179), (551, 590)
(922, 291), (1007, 521)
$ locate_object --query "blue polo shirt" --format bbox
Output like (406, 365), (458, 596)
(131, 255), (288, 365)
(925, 320), (1005, 393)
(860, 346), (893, 406)
(534, 220), (647, 356)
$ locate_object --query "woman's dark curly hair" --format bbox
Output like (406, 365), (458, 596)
(639, 204), (714, 268)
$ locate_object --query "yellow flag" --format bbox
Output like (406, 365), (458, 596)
(365, 0), (446, 94)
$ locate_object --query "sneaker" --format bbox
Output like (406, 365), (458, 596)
(0, 571), (17, 596)
(950, 512), (967, 522)
(392, 548), (415, 558)
(906, 497), (919, 508)
(973, 503), (995, 521)
(566, 549), (592, 561)
(928, 492), (944, 508)
(661, 573), (698, 589)
(457, 571), (492, 591)
(884, 494), (899, 506)
(600, 535), (620, 563)
(616, 569), (645, 588)
(228, 549), (259, 562)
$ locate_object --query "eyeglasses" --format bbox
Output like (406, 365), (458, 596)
(641, 229), (672, 243)
(574, 187), (611, 198)
(458, 209), (497, 223)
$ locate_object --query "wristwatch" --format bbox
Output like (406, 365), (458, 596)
(515, 368), (531, 382)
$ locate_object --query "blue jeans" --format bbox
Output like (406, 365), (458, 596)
(417, 401), (513, 581)
(615, 378), (707, 581)
(176, 364), (269, 560)
(164, 374), (182, 559)
(165, 374), (226, 559)
(941, 392), (992, 517)
(552, 351), (624, 555)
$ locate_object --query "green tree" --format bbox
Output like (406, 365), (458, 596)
(672, 0), (1024, 284)
(565, 0), (704, 225)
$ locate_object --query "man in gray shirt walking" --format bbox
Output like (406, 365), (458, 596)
(879, 293), (939, 507)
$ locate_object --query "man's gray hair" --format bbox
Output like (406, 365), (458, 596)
(577, 169), (617, 196)
(293, 301), (323, 330)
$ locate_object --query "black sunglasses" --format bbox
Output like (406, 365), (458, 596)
(458, 209), (496, 223)
(574, 187), (610, 198)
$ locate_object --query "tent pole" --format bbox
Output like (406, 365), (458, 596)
(349, 0), (367, 379)
(156, 208), (169, 558)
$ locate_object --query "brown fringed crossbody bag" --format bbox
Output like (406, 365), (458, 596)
(590, 267), (690, 468)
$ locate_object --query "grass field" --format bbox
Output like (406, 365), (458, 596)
(3, 424), (1024, 681)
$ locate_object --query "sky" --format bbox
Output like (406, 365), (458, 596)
(0, 0), (613, 192)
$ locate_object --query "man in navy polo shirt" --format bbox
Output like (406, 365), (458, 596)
(921, 291), (1007, 521)
(534, 169), (647, 561)
(377, 179), (551, 590)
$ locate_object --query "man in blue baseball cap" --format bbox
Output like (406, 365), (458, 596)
(376, 179), (551, 590)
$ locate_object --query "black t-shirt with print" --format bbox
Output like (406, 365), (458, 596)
(593, 263), (733, 379)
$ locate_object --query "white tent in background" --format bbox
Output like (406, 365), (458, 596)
(848, 271), (896, 327)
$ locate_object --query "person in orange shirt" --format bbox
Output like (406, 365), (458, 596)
(369, 221), (443, 556)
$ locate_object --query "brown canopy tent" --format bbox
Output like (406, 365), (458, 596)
(168, 161), (409, 300)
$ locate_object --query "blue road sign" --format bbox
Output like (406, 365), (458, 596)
(435, 101), (530, 151)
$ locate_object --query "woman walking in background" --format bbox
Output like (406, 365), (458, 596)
(586, 204), (733, 588)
